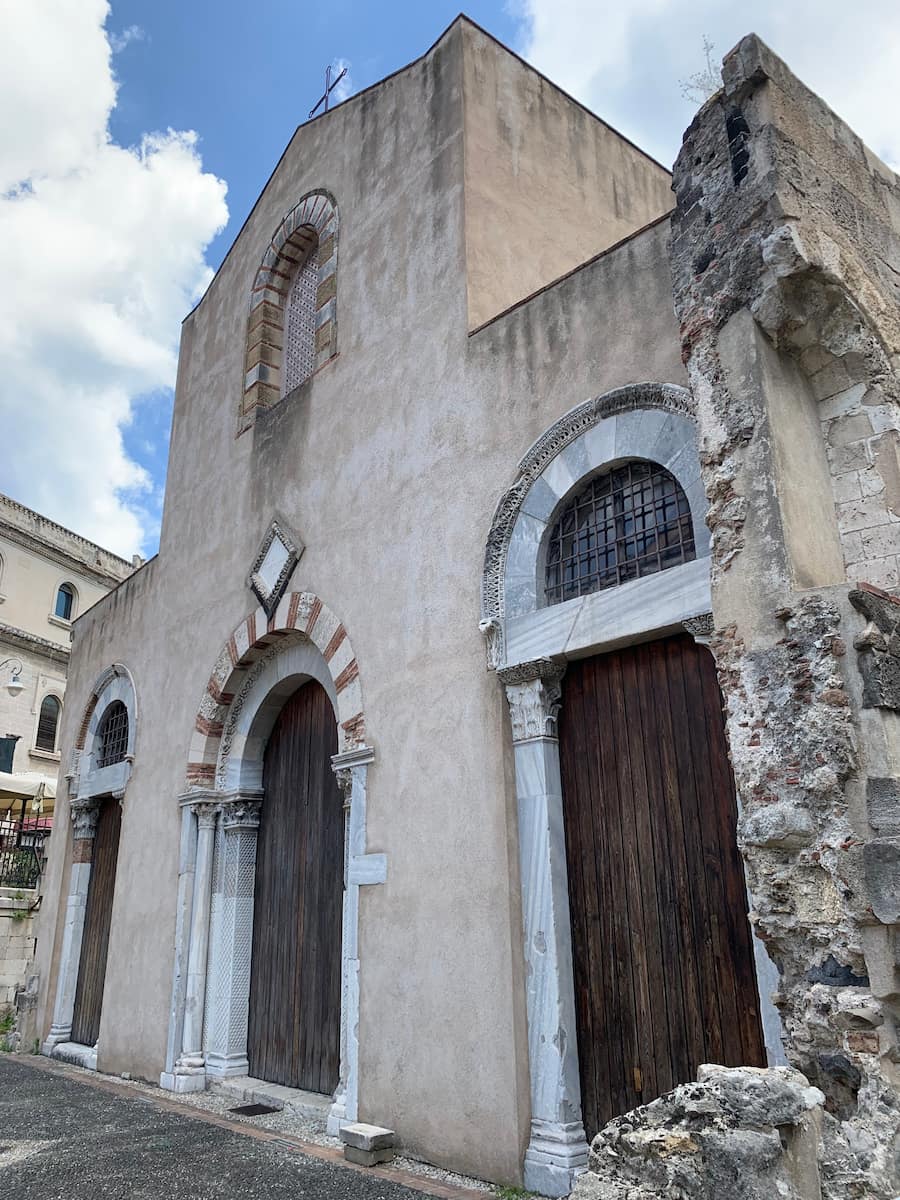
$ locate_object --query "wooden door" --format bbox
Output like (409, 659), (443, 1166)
(247, 679), (343, 1093)
(558, 634), (765, 1138)
(71, 797), (121, 1046)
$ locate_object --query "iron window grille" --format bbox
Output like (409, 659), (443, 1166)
(282, 245), (319, 397)
(35, 695), (61, 753)
(545, 460), (696, 606)
(55, 583), (75, 620)
(96, 701), (129, 768)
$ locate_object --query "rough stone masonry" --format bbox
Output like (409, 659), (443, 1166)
(576, 32), (900, 1200)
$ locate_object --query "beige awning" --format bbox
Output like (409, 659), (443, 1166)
(0, 772), (57, 804)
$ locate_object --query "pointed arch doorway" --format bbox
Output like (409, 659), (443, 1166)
(247, 678), (343, 1092)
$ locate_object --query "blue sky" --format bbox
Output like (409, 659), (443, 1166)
(109, 3), (520, 549)
(2, 1), (897, 558)
(108, 3), (519, 274)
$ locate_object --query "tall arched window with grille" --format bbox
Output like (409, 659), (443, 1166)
(241, 190), (339, 433)
(96, 701), (129, 768)
(36, 694), (61, 752)
(545, 460), (696, 606)
(282, 242), (320, 397)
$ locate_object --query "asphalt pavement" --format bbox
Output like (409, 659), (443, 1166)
(0, 1056), (444, 1200)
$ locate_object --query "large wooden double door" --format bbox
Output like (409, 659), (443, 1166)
(71, 797), (121, 1047)
(247, 679), (343, 1093)
(558, 634), (765, 1138)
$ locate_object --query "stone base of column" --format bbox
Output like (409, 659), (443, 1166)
(47, 1041), (98, 1072)
(160, 1068), (207, 1094)
(41, 1024), (72, 1056)
(326, 1087), (348, 1136)
(523, 1119), (589, 1198)
(159, 1052), (208, 1093)
(205, 1051), (250, 1079)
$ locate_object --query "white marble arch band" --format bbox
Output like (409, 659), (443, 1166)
(70, 662), (138, 801)
(480, 382), (702, 668)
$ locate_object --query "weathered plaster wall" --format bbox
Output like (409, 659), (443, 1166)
(34, 19), (686, 1182)
(461, 20), (673, 331)
(667, 33), (900, 1200)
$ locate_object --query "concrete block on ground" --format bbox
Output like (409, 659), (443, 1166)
(343, 1145), (395, 1167)
(340, 1122), (395, 1151)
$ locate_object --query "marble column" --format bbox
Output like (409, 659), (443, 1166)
(43, 798), (101, 1054)
(204, 791), (262, 1080)
(327, 745), (382, 1135)
(170, 798), (219, 1091)
(499, 658), (589, 1198)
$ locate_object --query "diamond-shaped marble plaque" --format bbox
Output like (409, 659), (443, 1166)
(248, 520), (303, 616)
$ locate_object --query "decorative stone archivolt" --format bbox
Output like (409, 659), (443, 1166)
(480, 383), (705, 669)
(185, 590), (365, 790)
(240, 189), (339, 433)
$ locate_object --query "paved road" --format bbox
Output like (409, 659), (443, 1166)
(0, 1057), (428, 1200)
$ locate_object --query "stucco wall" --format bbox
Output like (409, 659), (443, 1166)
(35, 20), (685, 1187)
(461, 21), (673, 331)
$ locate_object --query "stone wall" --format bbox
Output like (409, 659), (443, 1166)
(664, 32), (900, 1200)
(1, 889), (37, 1015)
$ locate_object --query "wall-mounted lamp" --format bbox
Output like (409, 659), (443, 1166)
(0, 658), (25, 697)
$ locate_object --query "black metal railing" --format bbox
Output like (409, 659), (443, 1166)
(0, 845), (41, 890)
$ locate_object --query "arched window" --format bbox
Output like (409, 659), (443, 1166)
(545, 460), (696, 606)
(282, 242), (320, 397)
(36, 694), (61, 752)
(55, 583), (75, 620)
(96, 701), (129, 768)
(241, 190), (338, 433)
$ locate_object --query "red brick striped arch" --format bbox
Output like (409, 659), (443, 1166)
(185, 591), (364, 788)
(239, 189), (339, 434)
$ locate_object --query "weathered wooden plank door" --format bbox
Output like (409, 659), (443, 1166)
(558, 634), (765, 1139)
(247, 679), (343, 1093)
(71, 797), (122, 1046)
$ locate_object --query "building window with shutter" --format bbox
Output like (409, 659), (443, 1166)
(35, 694), (61, 753)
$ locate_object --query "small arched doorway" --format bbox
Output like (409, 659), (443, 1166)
(70, 795), (121, 1046)
(246, 678), (343, 1092)
(44, 666), (137, 1066)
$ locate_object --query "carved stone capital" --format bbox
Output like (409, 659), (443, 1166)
(70, 799), (100, 840)
(190, 801), (220, 830)
(684, 612), (715, 645)
(221, 799), (261, 831)
(499, 659), (566, 741)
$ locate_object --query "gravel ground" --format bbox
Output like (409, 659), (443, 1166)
(101, 1068), (494, 1192)
(0, 1056), (499, 1199)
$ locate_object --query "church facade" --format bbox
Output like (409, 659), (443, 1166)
(33, 20), (900, 1198)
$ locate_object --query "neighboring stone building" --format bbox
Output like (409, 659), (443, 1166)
(33, 19), (900, 1200)
(0, 493), (133, 1042)
(0, 492), (135, 806)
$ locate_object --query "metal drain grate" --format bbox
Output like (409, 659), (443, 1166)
(228, 1102), (281, 1117)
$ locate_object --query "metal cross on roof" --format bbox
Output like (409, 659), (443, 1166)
(309, 64), (348, 119)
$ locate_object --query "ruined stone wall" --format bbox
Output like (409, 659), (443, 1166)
(666, 33), (900, 1200)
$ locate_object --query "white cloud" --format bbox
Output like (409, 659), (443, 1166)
(330, 59), (354, 105)
(0, 0), (227, 558)
(109, 24), (145, 54)
(512, 0), (900, 171)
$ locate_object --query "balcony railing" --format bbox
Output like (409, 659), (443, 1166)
(0, 845), (41, 890)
